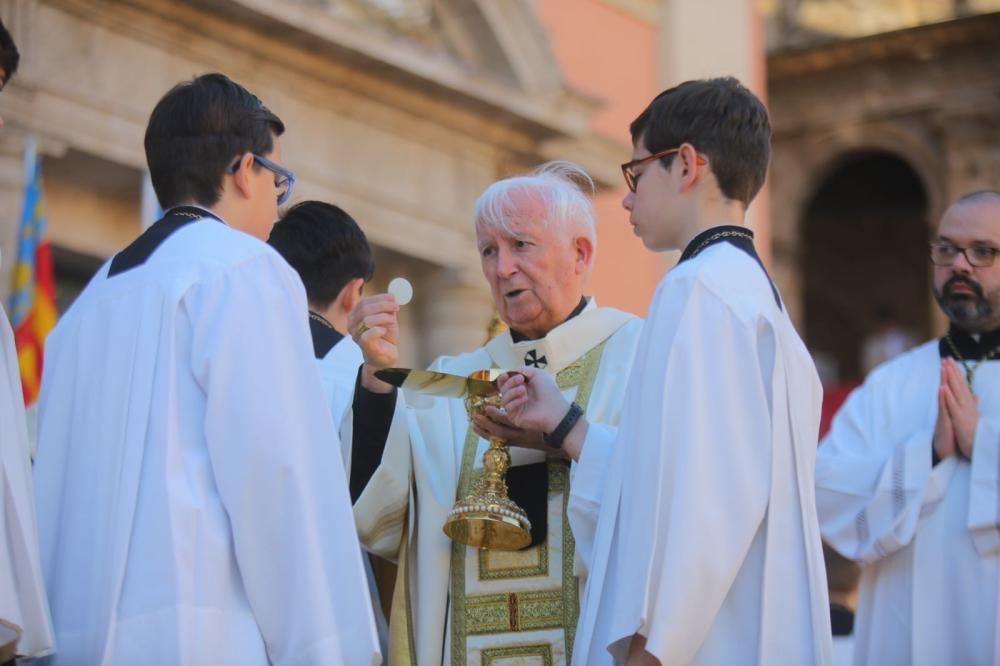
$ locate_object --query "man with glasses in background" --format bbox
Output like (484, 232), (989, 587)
(32, 73), (380, 665)
(817, 191), (1000, 665)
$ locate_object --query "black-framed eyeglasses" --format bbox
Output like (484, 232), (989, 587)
(227, 153), (296, 205)
(621, 146), (708, 193)
(929, 242), (1000, 268)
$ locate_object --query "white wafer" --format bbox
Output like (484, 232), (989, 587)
(388, 277), (413, 305)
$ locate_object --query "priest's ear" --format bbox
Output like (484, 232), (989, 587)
(339, 276), (366, 313)
(573, 234), (595, 275)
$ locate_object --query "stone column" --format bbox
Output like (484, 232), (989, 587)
(418, 267), (493, 365)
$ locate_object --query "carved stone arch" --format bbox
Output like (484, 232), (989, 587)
(792, 123), (946, 226)
(792, 131), (937, 380)
(770, 120), (946, 325)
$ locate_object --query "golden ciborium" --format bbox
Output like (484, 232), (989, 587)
(442, 369), (532, 550)
(374, 367), (532, 550)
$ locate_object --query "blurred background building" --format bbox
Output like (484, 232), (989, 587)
(1, 0), (999, 381)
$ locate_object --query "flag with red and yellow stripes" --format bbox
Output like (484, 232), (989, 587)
(9, 138), (56, 404)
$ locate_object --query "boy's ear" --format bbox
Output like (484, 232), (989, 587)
(340, 277), (365, 312)
(678, 143), (703, 192)
(231, 152), (255, 199)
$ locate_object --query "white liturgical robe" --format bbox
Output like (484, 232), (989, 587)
(319, 334), (364, 463)
(572, 237), (833, 665)
(351, 300), (643, 666)
(308, 323), (389, 656)
(0, 304), (53, 659)
(817, 339), (1000, 665)
(33, 209), (380, 665)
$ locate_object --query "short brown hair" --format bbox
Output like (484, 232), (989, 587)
(144, 73), (284, 209)
(630, 77), (771, 208)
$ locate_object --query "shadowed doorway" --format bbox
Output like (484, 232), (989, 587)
(802, 151), (930, 383)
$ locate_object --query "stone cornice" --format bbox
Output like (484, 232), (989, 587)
(115, 0), (599, 141)
(768, 12), (1000, 79)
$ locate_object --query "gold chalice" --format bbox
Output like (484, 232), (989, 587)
(373, 367), (532, 550)
(442, 369), (532, 550)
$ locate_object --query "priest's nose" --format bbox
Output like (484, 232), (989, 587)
(622, 191), (635, 211)
(496, 246), (517, 278)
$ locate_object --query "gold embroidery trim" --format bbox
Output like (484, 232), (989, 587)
(448, 340), (607, 665)
(482, 643), (554, 666)
(465, 589), (564, 634)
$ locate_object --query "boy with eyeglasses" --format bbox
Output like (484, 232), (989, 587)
(498, 77), (833, 665)
(816, 190), (1000, 665)
(32, 73), (380, 665)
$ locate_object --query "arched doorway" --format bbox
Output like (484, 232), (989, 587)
(802, 151), (930, 382)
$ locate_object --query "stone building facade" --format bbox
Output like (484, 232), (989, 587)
(767, 11), (1000, 380)
(0, 0), (637, 367)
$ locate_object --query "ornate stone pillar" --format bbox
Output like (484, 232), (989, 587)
(942, 112), (1000, 202)
(418, 267), (493, 365)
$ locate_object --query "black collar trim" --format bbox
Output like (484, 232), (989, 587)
(679, 225), (755, 263)
(939, 324), (1000, 361)
(830, 603), (854, 637)
(510, 296), (589, 343)
(678, 225), (781, 310)
(108, 206), (222, 277)
(309, 311), (345, 359)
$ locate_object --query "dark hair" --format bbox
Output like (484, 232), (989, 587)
(630, 77), (771, 208)
(823, 543), (860, 595)
(143, 73), (284, 209)
(0, 19), (20, 83)
(268, 201), (374, 309)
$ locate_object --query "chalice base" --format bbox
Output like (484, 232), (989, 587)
(443, 496), (532, 550)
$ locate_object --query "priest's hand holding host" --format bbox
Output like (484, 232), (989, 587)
(349, 291), (401, 392)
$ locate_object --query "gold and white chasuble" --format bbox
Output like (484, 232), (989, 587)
(351, 302), (643, 665)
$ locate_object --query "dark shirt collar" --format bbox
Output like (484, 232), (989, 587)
(510, 296), (589, 343)
(162, 205), (222, 223)
(830, 603), (854, 637)
(308, 311), (345, 359)
(940, 324), (1000, 361)
(676, 224), (782, 310)
(678, 225), (755, 264)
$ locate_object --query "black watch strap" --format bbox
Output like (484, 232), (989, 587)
(543, 402), (584, 448)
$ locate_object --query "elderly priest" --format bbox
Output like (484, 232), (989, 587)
(347, 162), (643, 665)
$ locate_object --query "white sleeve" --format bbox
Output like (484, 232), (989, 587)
(351, 394), (413, 561)
(634, 285), (773, 664)
(567, 421), (617, 577)
(815, 378), (950, 564)
(968, 416), (1000, 556)
(186, 254), (380, 666)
